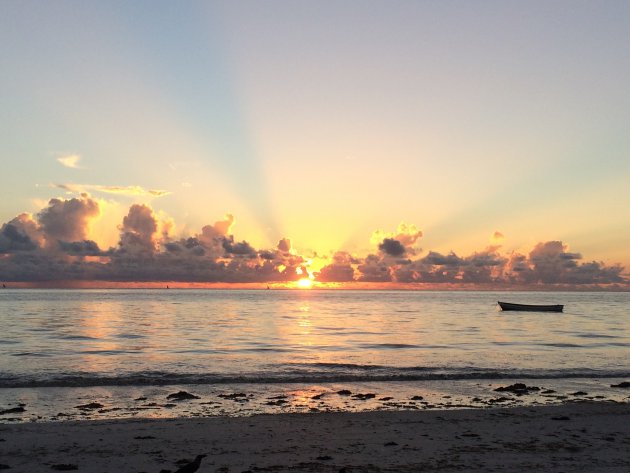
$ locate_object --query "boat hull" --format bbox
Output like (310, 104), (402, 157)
(498, 301), (563, 312)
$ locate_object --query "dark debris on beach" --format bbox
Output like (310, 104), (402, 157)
(493, 383), (541, 395)
(166, 391), (201, 401)
(74, 402), (104, 410)
(3, 379), (630, 423)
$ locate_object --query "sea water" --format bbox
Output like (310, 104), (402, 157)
(1, 289), (629, 421)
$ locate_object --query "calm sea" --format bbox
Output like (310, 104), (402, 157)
(1, 289), (629, 388)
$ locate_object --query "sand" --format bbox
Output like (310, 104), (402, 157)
(2, 402), (629, 472)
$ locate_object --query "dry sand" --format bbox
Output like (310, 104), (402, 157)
(2, 402), (629, 472)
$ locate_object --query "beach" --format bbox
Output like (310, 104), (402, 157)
(2, 289), (630, 471)
(2, 402), (629, 472)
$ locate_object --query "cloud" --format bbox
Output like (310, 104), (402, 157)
(58, 240), (103, 256)
(0, 214), (42, 253)
(378, 238), (406, 257)
(371, 222), (422, 258)
(0, 222), (38, 252)
(212, 214), (235, 236)
(380, 247), (506, 284)
(57, 154), (81, 168)
(163, 237), (205, 257)
(55, 183), (171, 197)
(118, 204), (158, 254)
(357, 254), (392, 282)
(199, 214), (234, 241)
(460, 249), (507, 283)
(0, 199), (626, 287)
(317, 251), (356, 282)
(277, 238), (292, 253)
(222, 235), (256, 256)
(196, 214), (236, 258)
(372, 222), (422, 247)
(502, 241), (624, 285)
(421, 251), (464, 267)
(394, 223), (423, 247)
(491, 231), (505, 244)
(38, 195), (100, 248)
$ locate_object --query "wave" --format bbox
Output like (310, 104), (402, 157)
(1, 364), (629, 388)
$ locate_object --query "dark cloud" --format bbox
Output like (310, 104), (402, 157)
(222, 236), (256, 256)
(183, 237), (201, 250)
(0, 223), (37, 252)
(378, 238), (406, 257)
(561, 261), (624, 284)
(163, 237), (204, 254)
(357, 254), (392, 282)
(7, 214), (44, 247)
(58, 240), (102, 256)
(164, 242), (183, 253)
(259, 250), (275, 260)
(421, 251), (464, 267)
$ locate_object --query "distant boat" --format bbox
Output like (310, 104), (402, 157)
(498, 301), (564, 312)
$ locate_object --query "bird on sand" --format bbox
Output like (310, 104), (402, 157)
(174, 455), (207, 473)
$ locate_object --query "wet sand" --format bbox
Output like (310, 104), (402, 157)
(2, 402), (629, 472)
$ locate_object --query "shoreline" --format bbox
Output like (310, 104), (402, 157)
(2, 378), (630, 424)
(2, 402), (629, 472)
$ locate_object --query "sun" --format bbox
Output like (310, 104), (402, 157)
(297, 278), (313, 289)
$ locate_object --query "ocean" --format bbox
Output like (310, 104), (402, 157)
(1, 289), (629, 421)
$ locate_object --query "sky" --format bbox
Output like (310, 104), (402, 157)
(1, 1), (629, 287)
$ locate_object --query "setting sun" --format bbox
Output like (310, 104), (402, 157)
(297, 278), (313, 289)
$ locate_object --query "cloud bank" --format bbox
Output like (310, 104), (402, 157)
(0, 196), (626, 287)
